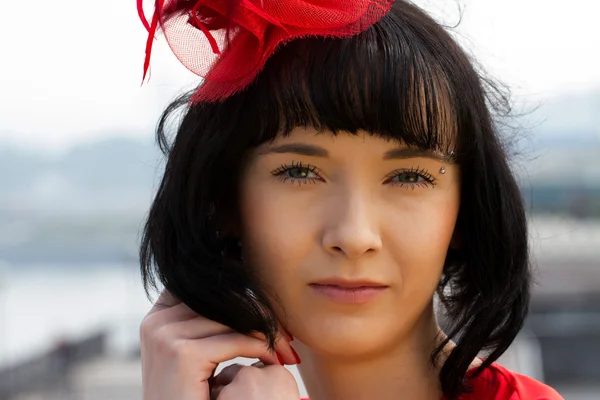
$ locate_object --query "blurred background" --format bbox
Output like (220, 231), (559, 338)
(0, 0), (598, 399)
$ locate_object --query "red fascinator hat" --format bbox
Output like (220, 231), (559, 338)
(138, 0), (394, 103)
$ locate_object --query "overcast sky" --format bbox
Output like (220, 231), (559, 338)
(0, 0), (598, 153)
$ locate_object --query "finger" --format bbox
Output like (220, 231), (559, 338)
(147, 301), (200, 325)
(280, 324), (294, 342)
(250, 326), (299, 366)
(141, 303), (206, 336)
(274, 326), (300, 366)
(273, 320), (298, 365)
(248, 332), (282, 365)
(212, 363), (244, 387)
(148, 289), (182, 315)
(162, 316), (234, 340)
(199, 332), (280, 366)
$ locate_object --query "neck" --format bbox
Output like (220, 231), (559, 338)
(295, 308), (449, 400)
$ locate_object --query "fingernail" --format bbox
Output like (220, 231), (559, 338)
(290, 347), (301, 364)
(276, 351), (285, 366)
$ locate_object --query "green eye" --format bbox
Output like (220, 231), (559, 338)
(393, 172), (424, 183)
(384, 167), (436, 189)
(271, 161), (324, 185)
(287, 167), (313, 179)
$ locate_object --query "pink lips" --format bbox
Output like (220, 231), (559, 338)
(309, 279), (388, 304)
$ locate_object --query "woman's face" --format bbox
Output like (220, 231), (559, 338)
(238, 128), (460, 357)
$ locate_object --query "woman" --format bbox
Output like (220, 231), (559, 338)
(137, 0), (563, 399)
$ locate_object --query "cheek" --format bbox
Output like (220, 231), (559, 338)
(239, 185), (315, 285)
(385, 193), (459, 293)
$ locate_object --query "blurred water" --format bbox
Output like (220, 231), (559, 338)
(0, 263), (151, 368)
(1, 258), (599, 399)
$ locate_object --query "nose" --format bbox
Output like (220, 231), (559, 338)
(321, 190), (383, 259)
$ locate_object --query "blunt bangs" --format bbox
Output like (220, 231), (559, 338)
(214, 2), (460, 155)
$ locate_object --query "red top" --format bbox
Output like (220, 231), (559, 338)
(301, 362), (563, 400)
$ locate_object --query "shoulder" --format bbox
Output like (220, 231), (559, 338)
(467, 362), (564, 400)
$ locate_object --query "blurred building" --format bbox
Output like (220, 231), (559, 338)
(525, 217), (600, 394)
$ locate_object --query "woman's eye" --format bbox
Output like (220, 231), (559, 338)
(271, 162), (323, 185)
(385, 168), (436, 189)
(392, 172), (424, 183)
(287, 167), (317, 179)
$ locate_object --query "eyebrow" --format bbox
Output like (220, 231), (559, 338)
(260, 143), (448, 161)
(383, 147), (448, 161)
(259, 143), (329, 157)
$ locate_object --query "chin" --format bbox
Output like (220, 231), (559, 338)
(295, 312), (404, 359)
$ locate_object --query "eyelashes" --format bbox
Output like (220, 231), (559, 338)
(270, 161), (438, 189)
(271, 161), (324, 186)
(383, 166), (437, 189)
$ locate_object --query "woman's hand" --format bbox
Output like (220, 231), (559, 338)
(140, 290), (300, 400)
(210, 361), (300, 399)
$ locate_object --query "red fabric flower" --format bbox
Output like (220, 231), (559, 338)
(138, 0), (394, 103)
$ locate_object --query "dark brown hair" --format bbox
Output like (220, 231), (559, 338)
(140, 1), (530, 398)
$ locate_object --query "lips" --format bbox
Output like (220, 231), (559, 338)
(309, 277), (388, 288)
(309, 278), (388, 304)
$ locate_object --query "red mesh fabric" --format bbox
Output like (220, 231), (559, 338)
(139, 0), (394, 103)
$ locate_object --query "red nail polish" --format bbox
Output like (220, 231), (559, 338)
(276, 352), (285, 366)
(290, 347), (301, 364)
